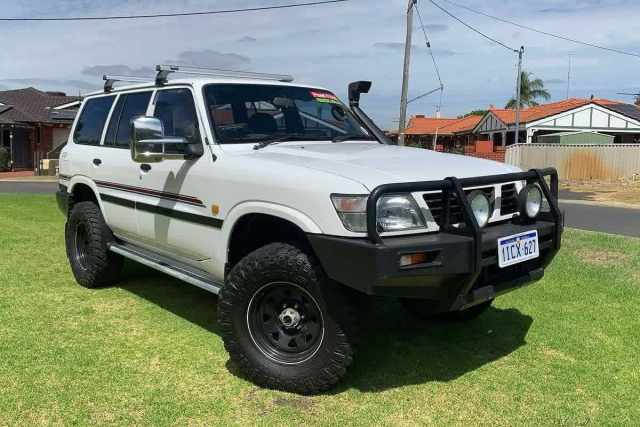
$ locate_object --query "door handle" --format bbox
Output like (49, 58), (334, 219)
(92, 158), (102, 166)
(140, 164), (152, 172)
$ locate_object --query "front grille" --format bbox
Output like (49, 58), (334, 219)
(423, 187), (494, 227)
(500, 184), (518, 215)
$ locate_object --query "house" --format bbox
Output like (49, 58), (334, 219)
(404, 114), (483, 151)
(403, 97), (640, 163)
(0, 88), (80, 171)
(474, 98), (640, 145)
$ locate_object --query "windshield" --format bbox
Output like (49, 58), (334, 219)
(204, 84), (374, 144)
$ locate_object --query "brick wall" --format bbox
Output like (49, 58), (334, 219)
(462, 141), (506, 162)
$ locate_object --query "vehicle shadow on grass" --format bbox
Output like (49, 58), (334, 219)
(117, 261), (221, 334)
(334, 298), (533, 393)
(117, 262), (533, 393)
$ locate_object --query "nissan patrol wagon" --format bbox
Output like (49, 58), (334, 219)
(57, 65), (563, 394)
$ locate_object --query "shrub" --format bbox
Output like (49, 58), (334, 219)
(0, 147), (9, 172)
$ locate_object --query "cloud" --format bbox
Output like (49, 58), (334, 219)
(237, 36), (258, 43)
(373, 42), (411, 50)
(373, 42), (456, 57)
(415, 24), (448, 34)
(165, 49), (251, 68)
(81, 50), (252, 81)
(82, 65), (155, 77)
(545, 78), (566, 85)
(0, 78), (98, 91)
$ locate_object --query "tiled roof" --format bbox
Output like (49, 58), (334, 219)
(488, 98), (629, 126)
(0, 87), (80, 125)
(405, 114), (482, 135)
(0, 106), (35, 124)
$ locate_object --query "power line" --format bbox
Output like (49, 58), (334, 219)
(415, 5), (444, 87)
(442, 0), (640, 59)
(429, 0), (518, 53)
(414, 2), (445, 112)
(0, 0), (348, 22)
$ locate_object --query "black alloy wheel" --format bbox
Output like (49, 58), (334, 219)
(247, 282), (324, 364)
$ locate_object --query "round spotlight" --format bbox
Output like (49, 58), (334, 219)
(468, 190), (492, 228)
(519, 184), (543, 219)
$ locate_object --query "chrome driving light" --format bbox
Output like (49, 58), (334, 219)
(331, 195), (368, 232)
(467, 190), (492, 228)
(519, 184), (543, 219)
(376, 194), (426, 232)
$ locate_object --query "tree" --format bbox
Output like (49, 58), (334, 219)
(635, 95), (640, 107)
(505, 71), (551, 109)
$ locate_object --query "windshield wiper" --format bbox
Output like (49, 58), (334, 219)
(332, 134), (376, 143)
(253, 134), (326, 150)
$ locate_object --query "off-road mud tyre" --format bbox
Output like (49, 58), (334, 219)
(65, 201), (123, 288)
(218, 242), (358, 395)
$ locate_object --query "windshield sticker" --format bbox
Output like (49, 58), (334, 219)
(310, 91), (340, 104)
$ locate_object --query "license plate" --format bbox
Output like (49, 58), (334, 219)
(498, 230), (539, 268)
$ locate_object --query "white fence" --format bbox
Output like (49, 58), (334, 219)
(505, 144), (640, 181)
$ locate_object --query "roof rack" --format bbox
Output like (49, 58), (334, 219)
(103, 74), (152, 92)
(155, 64), (294, 84)
(101, 65), (295, 93)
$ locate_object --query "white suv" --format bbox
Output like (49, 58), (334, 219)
(57, 65), (563, 394)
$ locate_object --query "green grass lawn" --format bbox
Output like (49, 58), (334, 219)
(1, 194), (639, 426)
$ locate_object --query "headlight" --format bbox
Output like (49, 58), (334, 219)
(519, 184), (543, 219)
(468, 190), (492, 228)
(331, 194), (426, 233)
(331, 195), (368, 232)
(376, 194), (425, 232)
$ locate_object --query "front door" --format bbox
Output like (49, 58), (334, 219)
(136, 87), (217, 262)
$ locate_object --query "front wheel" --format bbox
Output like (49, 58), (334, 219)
(218, 243), (358, 394)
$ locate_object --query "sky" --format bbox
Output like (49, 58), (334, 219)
(1, 0), (639, 128)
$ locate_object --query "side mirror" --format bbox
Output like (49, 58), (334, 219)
(348, 81), (372, 107)
(130, 116), (199, 163)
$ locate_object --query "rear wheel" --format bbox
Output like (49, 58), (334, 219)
(401, 299), (494, 322)
(218, 243), (358, 394)
(65, 201), (123, 288)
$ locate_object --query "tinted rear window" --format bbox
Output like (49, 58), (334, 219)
(73, 96), (115, 145)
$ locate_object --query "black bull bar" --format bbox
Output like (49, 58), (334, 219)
(365, 168), (563, 309)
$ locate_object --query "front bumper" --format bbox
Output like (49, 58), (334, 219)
(309, 168), (563, 313)
(309, 220), (559, 311)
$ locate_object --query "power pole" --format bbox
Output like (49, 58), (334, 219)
(398, 0), (417, 147)
(514, 46), (524, 145)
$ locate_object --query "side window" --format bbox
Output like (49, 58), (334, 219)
(153, 89), (201, 152)
(73, 96), (115, 145)
(105, 91), (152, 148)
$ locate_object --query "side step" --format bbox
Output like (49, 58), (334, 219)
(109, 243), (223, 295)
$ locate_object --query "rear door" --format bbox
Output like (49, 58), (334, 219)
(135, 86), (217, 262)
(92, 90), (154, 241)
(68, 95), (115, 182)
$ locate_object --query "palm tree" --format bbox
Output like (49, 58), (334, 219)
(505, 71), (551, 109)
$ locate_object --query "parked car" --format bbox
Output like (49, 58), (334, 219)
(57, 65), (563, 394)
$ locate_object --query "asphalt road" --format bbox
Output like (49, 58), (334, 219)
(1, 182), (638, 238)
(0, 182), (57, 194)
(559, 201), (640, 238)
